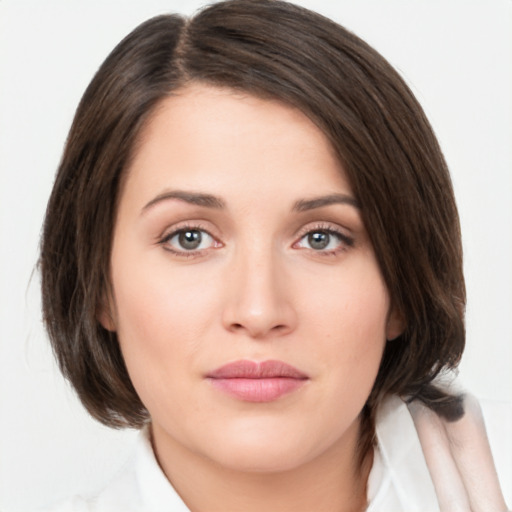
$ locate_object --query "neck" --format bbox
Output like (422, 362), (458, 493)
(151, 420), (372, 512)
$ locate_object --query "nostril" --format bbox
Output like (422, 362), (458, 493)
(228, 321), (289, 337)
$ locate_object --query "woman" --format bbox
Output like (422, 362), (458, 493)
(39, 1), (509, 510)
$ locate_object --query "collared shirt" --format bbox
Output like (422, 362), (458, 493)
(43, 395), (511, 512)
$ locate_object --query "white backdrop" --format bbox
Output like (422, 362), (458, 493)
(0, 1), (511, 510)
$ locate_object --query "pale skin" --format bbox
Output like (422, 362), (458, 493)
(101, 84), (403, 512)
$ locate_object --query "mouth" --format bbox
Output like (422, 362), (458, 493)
(206, 359), (309, 402)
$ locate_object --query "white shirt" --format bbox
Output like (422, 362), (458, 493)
(43, 395), (511, 512)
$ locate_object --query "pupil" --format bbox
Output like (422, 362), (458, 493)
(179, 230), (202, 250)
(308, 231), (329, 250)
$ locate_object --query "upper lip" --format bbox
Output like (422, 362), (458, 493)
(207, 359), (308, 379)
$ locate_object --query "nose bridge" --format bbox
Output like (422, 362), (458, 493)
(222, 238), (296, 338)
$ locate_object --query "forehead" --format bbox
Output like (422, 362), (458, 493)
(123, 83), (352, 209)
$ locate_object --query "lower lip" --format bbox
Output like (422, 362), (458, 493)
(208, 377), (306, 402)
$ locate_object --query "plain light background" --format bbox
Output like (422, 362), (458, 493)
(1, 1), (511, 510)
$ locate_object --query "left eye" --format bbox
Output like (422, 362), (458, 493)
(296, 230), (346, 251)
(165, 229), (216, 251)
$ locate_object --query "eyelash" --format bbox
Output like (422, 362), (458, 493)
(293, 223), (354, 256)
(158, 223), (220, 259)
(158, 222), (354, 258)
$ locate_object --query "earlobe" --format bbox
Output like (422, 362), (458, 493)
(97, 296), (117, 332)
(386, 307), (405, 341)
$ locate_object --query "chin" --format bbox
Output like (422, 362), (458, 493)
(211, 441), (312, 474)
(198, 419), (333, 474)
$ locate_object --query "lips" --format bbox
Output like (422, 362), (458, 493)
(206, 360), (308, 402)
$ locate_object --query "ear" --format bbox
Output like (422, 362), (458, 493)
(97, 294), (117, 332)
(386, 307), (405, 341)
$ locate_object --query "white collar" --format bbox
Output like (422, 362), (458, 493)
(367, 395), (439, 511)
(133, 427), (190, 512)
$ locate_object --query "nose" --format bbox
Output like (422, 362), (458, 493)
(221, 245), (298, 339)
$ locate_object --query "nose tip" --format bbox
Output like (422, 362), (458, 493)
(221, 257), (297, 339)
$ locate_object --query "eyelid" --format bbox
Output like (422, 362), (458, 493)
(157, 217), (222, 240)
(294, 221), (353, 242)
(292, 222), (355, 253)
(158, 222), (223, 257)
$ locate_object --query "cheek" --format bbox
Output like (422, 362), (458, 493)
(302, 258), (389, 385)
(306, 259), (389, 342)
(112, 248), (218, 341)
(109, 249), (221, 401)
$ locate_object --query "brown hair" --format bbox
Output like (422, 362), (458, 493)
(40, 0), (465, 460)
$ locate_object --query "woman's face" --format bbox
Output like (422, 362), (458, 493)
(103, 84), (402, 473)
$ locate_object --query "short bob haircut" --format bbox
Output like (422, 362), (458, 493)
(41, 0), (465, 458)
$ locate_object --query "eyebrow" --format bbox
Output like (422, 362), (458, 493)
(292, 193), (359, 212)
(142, 190), (226, 213)
(141, 190), (359, 215)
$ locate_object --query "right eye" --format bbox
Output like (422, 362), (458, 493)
(160, 227), (220, 256)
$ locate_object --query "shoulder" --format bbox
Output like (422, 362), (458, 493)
(37, 496), (90, 512)
(479, 397), (512, 506)
(37, 453), (142, 512)
(369, 391), (511, 511)
(411, 392), (510, 508)
(38, 426), (188, 512)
